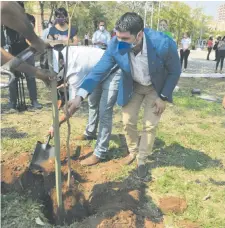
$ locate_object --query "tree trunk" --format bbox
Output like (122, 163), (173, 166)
(39, 1), (45, 29)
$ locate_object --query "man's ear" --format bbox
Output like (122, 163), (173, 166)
(137, 31), (144, 40)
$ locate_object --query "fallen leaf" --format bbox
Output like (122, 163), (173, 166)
(35, 217), (45, 226)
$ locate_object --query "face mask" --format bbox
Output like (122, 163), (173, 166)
(99, 26), (105, 31)
(56, 18), (66, 25)
(118, 33), (139, 55)
(159, 24), (168, 32)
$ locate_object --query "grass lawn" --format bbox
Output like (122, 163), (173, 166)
(1, 77), (225, 228)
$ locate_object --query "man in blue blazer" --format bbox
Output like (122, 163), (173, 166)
(64, 12), (181, 179)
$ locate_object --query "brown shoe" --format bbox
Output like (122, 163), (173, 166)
(74, 134), (97, 140)
(80, 154), (101, 166)
(121, 153), (136, 165)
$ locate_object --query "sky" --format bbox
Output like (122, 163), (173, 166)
(185, 1), (224, 19)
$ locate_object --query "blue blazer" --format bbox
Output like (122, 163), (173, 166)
(79, 28), (181, 106)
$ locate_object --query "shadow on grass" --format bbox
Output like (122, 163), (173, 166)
(208, 178), (225, 186)
(149, 138), (223, 171)
(173, 92), (224, 116)
(1, 127), (28, 139)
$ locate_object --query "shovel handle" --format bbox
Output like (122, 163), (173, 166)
(46, 134), (52, 145)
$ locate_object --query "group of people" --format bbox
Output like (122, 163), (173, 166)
(208, 35), (225, 74)
(159, 19), (225, 74)
(1, 1), (56, 111)
(1, 2), (224, 182)
(46, 12), (181, 180)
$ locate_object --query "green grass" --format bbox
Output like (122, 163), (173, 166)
(1, 78), (225, 227)
(1, 192), (51, 228)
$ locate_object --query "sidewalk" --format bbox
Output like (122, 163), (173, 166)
(180, 49), (225, 77)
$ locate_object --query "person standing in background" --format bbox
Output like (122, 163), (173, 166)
(111, 28), (116, 38)
(215, 36), (225, 74)
(158, 19), (173, 39)
(42, 21), (52, 41)
(213, 36), (221, 61)
(180, 32), (191, 72)
(206, 36), (213, 60)
(48, 7), (78, 44)
(92, 20), (111, 49)
(84, 33), (89, 46)
(5, 1), (42, 110)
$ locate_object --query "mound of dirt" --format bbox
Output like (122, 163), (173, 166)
(158, 196), (187, 214)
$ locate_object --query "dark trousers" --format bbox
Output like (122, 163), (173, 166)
(207, 47), (212, 60)
(216, 51), (225, 71)
(9, 56), (37, 104)
(180, 49), (190, 69)
(215, 49), (218, 61)
(84, 39), (88, 46)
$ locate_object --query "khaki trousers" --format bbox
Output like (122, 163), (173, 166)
(122, 82), (162, 165)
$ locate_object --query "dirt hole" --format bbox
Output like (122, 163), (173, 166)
(2, 168), (90, 226)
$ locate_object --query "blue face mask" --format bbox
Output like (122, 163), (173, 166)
(118, 41), (133, 55)
(118, 33), (139, 55)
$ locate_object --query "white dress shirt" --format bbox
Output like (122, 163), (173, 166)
(60, 46), (105, 100)
(129, 34), (151, 86)
(92, 29), (111, 49)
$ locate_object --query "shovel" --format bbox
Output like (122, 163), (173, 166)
(29, 135), (55, 170)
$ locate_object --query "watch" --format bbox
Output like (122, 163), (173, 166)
(159, 94), (168, 101)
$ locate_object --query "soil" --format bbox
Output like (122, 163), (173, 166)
(1, 144), (186, 227)
(158, 196), (188, 214)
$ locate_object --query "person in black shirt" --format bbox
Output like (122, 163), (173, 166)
(5, 2), (42, 110)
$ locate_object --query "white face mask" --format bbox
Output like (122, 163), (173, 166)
(159, 22), (168, 32)
(99, 26), (105, 31)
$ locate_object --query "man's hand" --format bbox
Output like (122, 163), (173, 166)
(64, 96), (83, 117)
(48, 126), (54, 138)
(222, 96), (225, 109)
(35, 69), (57, 87)
(153, 97), (166, 116)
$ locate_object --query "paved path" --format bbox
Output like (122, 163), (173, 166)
(180, 50), (225, 77)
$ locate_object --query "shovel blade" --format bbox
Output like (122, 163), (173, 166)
(30, 141), (55, 168)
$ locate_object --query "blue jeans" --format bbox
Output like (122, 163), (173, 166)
(85, 68), (121, 159)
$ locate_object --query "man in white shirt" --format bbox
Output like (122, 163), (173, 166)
(92, 21), (111, 49)
(49, 46), (121, 164)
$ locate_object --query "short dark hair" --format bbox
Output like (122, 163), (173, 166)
(115, 12), (144, 36)
(159, 19), (168, 25)
(55, 7), (68, 17)
(98, 20), (105, 25)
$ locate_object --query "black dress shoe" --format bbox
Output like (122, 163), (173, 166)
(137, 165), (148, 179)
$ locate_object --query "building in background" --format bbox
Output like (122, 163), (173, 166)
(218, 3), (225, 21)
(208, 3), (225, 32)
